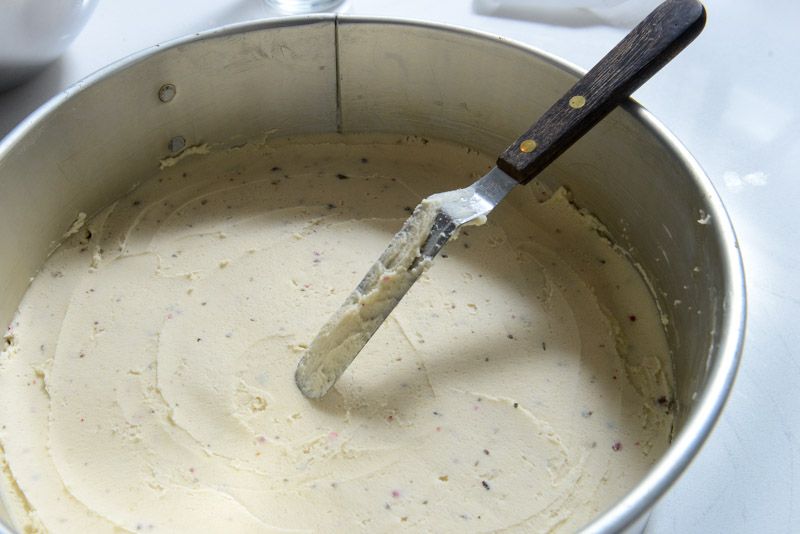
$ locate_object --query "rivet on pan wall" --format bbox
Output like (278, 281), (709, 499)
(158, 83), (177, 103)
(168, 135), (186, 153)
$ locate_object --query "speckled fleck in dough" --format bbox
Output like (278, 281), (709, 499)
(0, 134), (674, 533)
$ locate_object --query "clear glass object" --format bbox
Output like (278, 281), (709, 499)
(264, 0), (346, 14)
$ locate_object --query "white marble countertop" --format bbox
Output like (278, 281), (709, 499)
(1, 1), (796, 532)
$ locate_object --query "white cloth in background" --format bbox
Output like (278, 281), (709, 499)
(472, 0), (662, 28)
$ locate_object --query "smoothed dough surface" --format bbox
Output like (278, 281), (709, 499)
(0, 134), (673, 533)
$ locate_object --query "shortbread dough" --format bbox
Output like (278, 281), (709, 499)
(0, 134), (673, 533)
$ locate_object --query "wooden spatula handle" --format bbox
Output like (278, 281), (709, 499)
(496, 0), (706, 184)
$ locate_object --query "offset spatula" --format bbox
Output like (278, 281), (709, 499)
(295, 0), (706, 399)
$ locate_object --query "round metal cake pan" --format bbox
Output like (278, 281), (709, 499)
(0, 15), (745, 533)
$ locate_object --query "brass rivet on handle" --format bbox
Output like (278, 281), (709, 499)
(569, 95), (586, 109)
(519, 139), (538, 153)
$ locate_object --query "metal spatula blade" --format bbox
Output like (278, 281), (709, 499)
(295, 0), (706, 399)
(294, 168), (517, 399)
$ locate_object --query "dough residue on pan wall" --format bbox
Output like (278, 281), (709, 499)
(0, 134), (674, 533)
